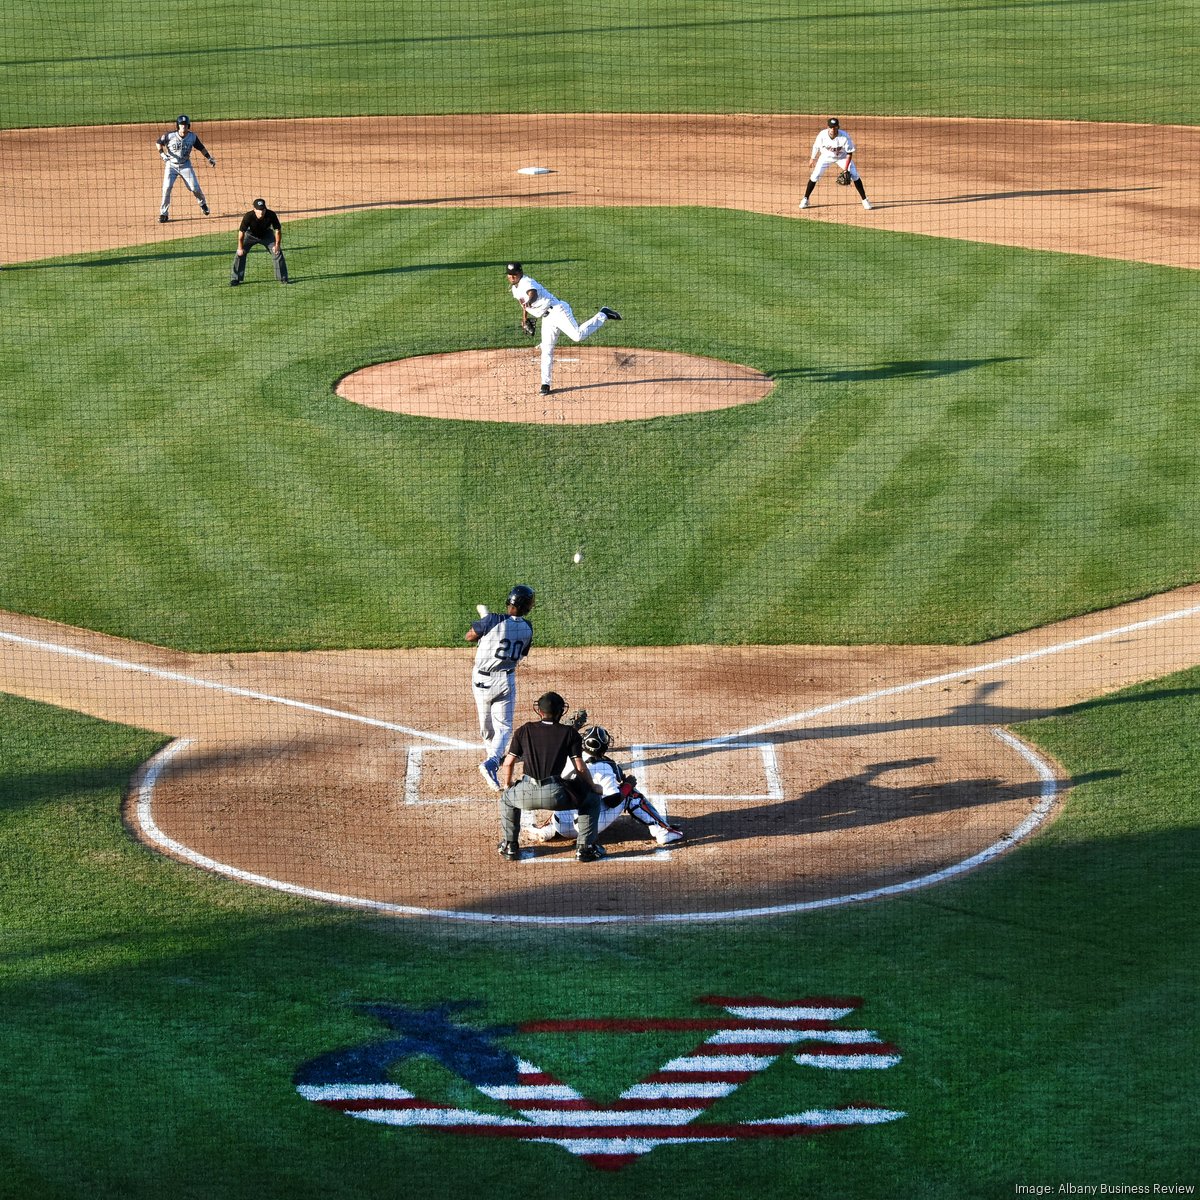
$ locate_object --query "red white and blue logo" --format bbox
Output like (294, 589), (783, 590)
(294, 995), (904, 1171)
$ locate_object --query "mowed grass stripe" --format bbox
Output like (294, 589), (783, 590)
(3, 206), (1197, 650)
(2, 0), (1194, 126)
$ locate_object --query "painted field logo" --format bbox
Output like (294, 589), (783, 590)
(294, 995), (904, 1171)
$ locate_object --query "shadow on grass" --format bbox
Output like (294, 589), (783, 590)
(773, 357), (1022, 384)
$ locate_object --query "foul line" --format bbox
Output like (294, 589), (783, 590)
(711, 601), (1200, 745)
(0, 627), (474, 749)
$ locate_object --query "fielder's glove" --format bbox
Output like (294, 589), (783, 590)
(566, 709), (588, 731)
(836, 169), (852, 186)
(520, 313), (536, 338)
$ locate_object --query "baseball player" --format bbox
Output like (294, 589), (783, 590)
(230, 198), (290, 286)
(799, 118), (873, 210)
(155, 115), (216, 223)
(527, 719), (685, 848)
(505, 262), (622, 395)
(466, 584), (535, 791)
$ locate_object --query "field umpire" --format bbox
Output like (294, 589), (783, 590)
(230, 198), (289, 286)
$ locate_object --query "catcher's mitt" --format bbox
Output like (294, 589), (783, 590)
(520, 313), (537, 338)
(836, 169), (852, 186)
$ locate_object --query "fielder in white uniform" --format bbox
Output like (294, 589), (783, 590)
(156, 115), (216, 222)
(505, 262), (622, 395)
(466, 584), (535, 791)
(800, 118), (873, 210)
(526, 722), (684, 847)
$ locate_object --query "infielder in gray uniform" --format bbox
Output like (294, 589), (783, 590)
(156, 115), (215, 222)
(466, 584), (535, 791)
(506, 262), (621, 395)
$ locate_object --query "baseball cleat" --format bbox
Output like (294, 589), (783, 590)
(540, 384), (552, 395)
(653, 827), (685, 846)
(575, 843), (608, 863)
(158, 214), (169, 222)
(479, 760), (501, 792)
(526, 823), (562, 844)
(200, 202), (210, 215)
(600, 307), (622, 320)
(862, 199), (873, 210)
(799, 198), (810, 209)
(497, 840), (520, 861)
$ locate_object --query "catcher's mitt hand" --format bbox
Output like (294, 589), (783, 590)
(520, 313), (537, 338)
(836, 169), (852, 186)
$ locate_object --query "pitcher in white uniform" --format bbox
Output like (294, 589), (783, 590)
(505, 262), (622, 395)
(465, 584), (535, 790)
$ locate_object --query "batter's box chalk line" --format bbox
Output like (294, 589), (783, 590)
(403, 740), (779, 807)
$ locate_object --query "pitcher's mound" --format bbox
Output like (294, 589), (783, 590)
(335, 347), (774, 424)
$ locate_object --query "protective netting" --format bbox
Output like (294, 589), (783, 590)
(3, 1), (1197, 1194)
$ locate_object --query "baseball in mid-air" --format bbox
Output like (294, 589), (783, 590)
(573, 551), (583, 564)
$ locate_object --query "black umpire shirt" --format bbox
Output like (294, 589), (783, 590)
(508, 721), (583, 783)
(239, 207), (281, 239)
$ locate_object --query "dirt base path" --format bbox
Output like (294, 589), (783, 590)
(2, 585), (1198, 922)
(3, 115), (1197, 269)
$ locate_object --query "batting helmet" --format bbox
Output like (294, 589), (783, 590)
(507, 584), (535, 615)
(581, 725), (611, 757)
(177, 114), (191, 126)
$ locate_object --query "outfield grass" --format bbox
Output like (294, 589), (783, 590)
(2, 207), (1197, 652)
(2, 0), (1195, 128)
(2, 670), (1196, 1198)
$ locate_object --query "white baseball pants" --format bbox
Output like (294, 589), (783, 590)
(472, 670), (516, 763)
(540, 303), (609, 386)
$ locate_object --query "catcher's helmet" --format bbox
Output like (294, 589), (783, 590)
(507, 583), (535, 615)
(177, 114), (191, 126)
(581, 725), (611, 757)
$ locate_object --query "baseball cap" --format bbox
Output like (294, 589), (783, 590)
(253, 198), (266, 210)
(828, 117), (840, 127)
(177, 114), (191, 126)
(505, 261), (522, 275)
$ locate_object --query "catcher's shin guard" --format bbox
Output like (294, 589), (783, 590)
(621, 783), (677, 834)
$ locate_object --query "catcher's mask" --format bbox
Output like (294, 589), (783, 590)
(507, 584), (535, 615)
(581, 725), (612, 757)
(536, 691), (567, 720)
